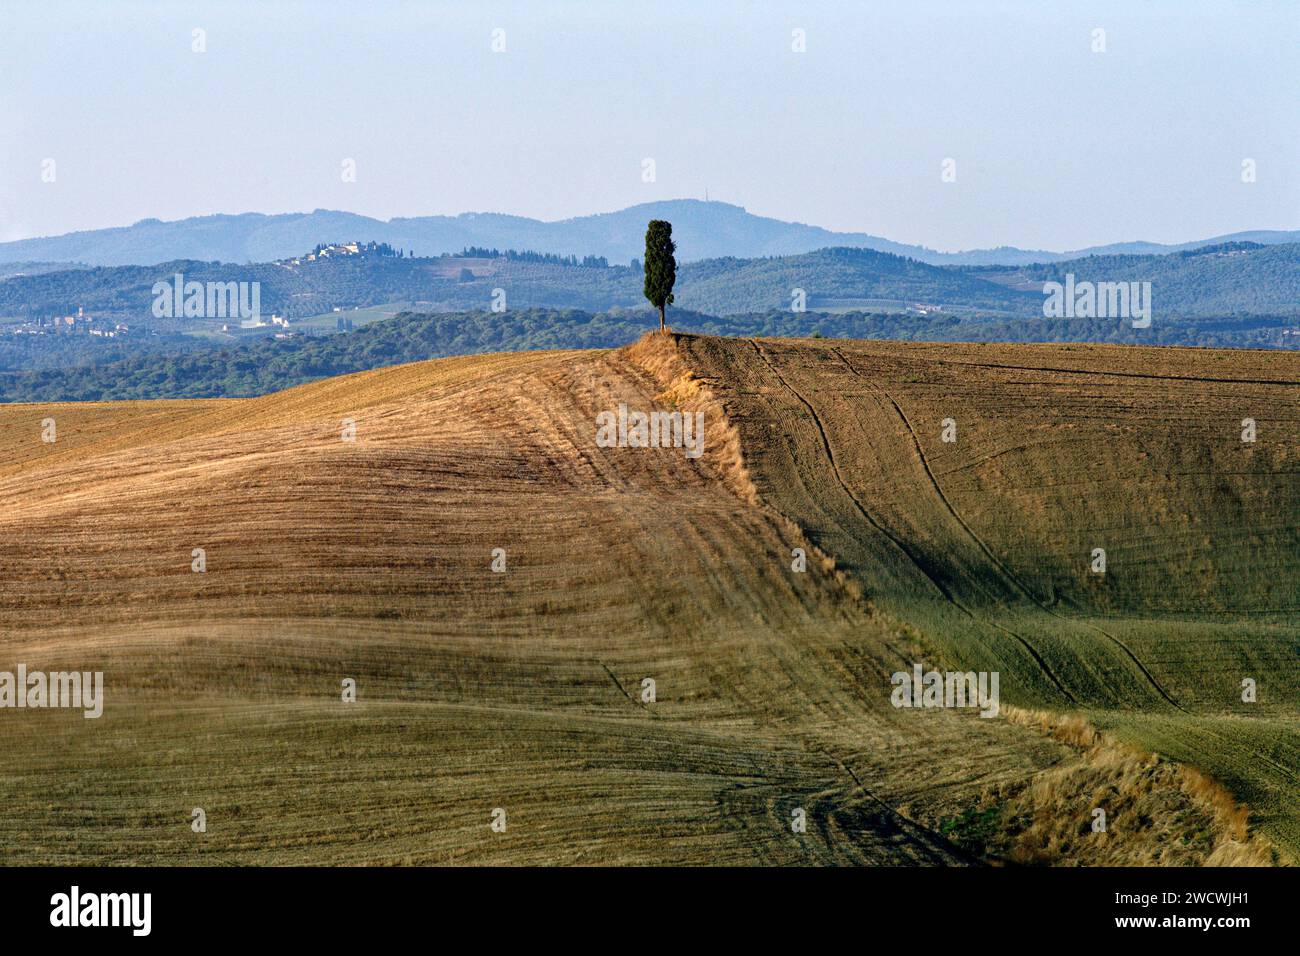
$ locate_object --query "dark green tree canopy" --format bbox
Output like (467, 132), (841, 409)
(643, 220), (676, 331)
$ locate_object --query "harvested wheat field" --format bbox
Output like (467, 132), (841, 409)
(0, 333), (1294, 865)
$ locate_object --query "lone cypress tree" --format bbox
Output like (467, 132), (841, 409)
(643, 220), (676, 333)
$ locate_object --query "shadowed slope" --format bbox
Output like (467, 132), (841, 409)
(675, 334), (1298, 854)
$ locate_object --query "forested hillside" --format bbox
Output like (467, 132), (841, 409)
(3, 306), (1294, 403)
(4, 241), (1298, 325)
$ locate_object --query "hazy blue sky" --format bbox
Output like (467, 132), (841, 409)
(1, 0), (1296, 251)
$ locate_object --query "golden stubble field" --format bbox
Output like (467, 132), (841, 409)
(0, 333), (1294, 865)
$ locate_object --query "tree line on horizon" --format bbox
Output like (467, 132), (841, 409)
(2, 305), (1292, 404)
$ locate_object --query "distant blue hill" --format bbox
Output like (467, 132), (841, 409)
(1, 200), (1296, 268)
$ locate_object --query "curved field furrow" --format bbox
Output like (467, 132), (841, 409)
(676, 334), (1297, 857)
(833, 346), (1184, 712)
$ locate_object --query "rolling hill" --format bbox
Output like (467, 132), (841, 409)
(0, 244), (1037, 322)
(6, 304), (1297, 405)
(2, 239), (1297, 354)
(0, 333), (1293, 865)
(0, 245), (1034, 325)
(971, 242), (1300, 316)
(3, 200), (1299, 267)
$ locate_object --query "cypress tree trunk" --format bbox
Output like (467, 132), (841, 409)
(659, 304), (666, 332)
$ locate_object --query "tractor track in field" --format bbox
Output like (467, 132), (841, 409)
(738, 336), (1299, 807)
(820, 344), (1300, 789)
(830, 347), (1184, 714)
(748, 338), (1078, 705)
(598, 659), (656, 715)
(746, 340), (952, 602)
(835, 349), (1300, 389)
(814, 746), (983, 866)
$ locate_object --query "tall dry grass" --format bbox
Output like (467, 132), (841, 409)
(993, 705), (1279, 866)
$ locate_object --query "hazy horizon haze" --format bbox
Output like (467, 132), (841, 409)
(2, 0), (1296, 251)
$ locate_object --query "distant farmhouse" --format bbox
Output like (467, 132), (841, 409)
(281, 241), (406, 266)
(6, 306), (131, 338)
(232, 313), (289, 331)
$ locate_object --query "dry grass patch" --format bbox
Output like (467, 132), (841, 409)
(979, 706), (1280, 866)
